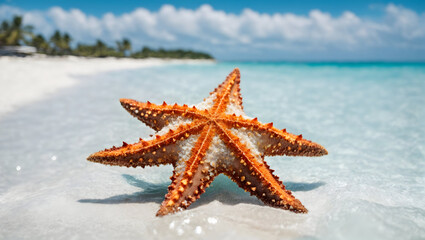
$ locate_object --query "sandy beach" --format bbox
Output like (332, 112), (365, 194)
(0, 56), (211, 117)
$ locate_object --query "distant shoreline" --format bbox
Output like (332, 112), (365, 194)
(0, 55), (215, 117)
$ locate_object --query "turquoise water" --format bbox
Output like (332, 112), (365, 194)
(1, 62), (425, 239)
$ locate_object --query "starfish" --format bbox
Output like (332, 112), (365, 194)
(87, 68), (327, 216)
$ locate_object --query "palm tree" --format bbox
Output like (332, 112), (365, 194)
(30, 34), (50, 53)
(49, 30), (61, 54)
(0, 21), (9, 45)
(94, 40), (109, 57)
(49, 30), (72, 55)
(62, 33), (72, 54)
(0, 16), (33, 46)
(116, 38), (132, 57)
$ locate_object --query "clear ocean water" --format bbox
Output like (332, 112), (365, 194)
(1, 62), (424, 239)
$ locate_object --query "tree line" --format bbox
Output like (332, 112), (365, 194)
(0, 16), (213, 59)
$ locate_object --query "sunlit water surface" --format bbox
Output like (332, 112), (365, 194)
(0, 62), (424, 239)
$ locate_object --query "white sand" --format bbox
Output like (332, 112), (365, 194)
(0, 55), (209, 117)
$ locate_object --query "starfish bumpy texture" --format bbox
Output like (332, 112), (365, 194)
(88, 68), (328, 216)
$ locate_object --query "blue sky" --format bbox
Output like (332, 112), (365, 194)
(3, 0), (425, 17)
(1, 0), (425, 60)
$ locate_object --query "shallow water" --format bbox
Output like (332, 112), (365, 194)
(1, 62), (425, 239)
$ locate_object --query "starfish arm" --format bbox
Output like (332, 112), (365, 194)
(87, 121), (206, 168)
(120, 98), (208, 131)
(224, 157), (307, 213)
(210, 68), (243, 115)
(156, 125), (216, 216)
(216, 123), (308, 213)
(219, 116), (328, 157)
(157, 169), (217, 216)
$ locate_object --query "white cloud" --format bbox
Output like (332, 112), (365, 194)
(1, 3), (424, 59)
(386, 4), (422, 38)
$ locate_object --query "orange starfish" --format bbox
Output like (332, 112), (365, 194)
(88, 68), (327, 216)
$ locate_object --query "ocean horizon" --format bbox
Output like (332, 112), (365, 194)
(1, 60), (424, 239)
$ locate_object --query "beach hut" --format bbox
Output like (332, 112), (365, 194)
(0, 46), (36, 56)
